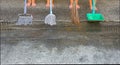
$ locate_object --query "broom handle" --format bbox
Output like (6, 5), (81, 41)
(24, 0), (27, 14)
(50, 0), (53, 14)
(92, 0), (96, 14)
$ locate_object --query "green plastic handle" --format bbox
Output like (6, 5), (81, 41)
(92, 0), (96, 14)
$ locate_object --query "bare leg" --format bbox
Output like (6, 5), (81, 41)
(89, 0), (92, 10)
(69, 0), (73, 9)
(69, 0), (80, 9)
(46, 0), (54, 8)
(27, 0), (31, 6)
(89, 0), (97, 10)
(94, 0), (98, 10)
(46, 0), (50, 7)
(32, 0), (36, 7)
(76, 0), (80, 9)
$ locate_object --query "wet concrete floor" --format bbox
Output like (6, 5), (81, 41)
(1, 21), (120, 64)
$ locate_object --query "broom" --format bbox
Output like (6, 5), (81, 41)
(71, 0), (80, 25)
(45, 0), (56, 26)
(16, 0), (33, 25)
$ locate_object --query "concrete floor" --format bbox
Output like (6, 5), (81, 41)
(0, 0), (120, 22)
(0, 0), (120, 64)
(1, 22), (120, 64)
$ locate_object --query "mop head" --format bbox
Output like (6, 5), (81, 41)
(16, 14), (33, 25)
(45, 14), (56, 26)
(87, 13), (104, 21)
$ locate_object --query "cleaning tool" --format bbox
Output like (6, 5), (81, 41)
(16, 0), (33, 25)
(71, 0), (80, 24)
(45, 0), (56, 26)
(87, 0), (104, 21)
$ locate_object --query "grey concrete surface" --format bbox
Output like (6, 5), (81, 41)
(1, 22), (120, 64)
(0, 0), (120, 64)
(0, 0), (120, 22)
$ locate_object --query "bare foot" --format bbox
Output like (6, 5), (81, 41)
(32, 3), (36, 7)
(46, 4), (49, 8)
(46, 4), (54, 8)
(52, 4), (54, 8)
(27, 3), (31, 7)
(69, 5), (72, 9)
(69, 5), (80, 9)
(76, 5), (80, 9)
(90, 7), (98, 10)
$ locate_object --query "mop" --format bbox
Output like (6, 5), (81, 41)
(16, 0), (33, 25)
(71, 0), (80, 24)
(86, 0), (104, 21)
(45, 0), (56, 26)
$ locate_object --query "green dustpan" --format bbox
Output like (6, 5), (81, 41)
(87, 0), (104, 21)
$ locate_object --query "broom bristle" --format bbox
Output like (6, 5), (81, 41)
(71, 1), (80, 25)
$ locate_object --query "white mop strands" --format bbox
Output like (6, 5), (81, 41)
(45, 0), (56, 26)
